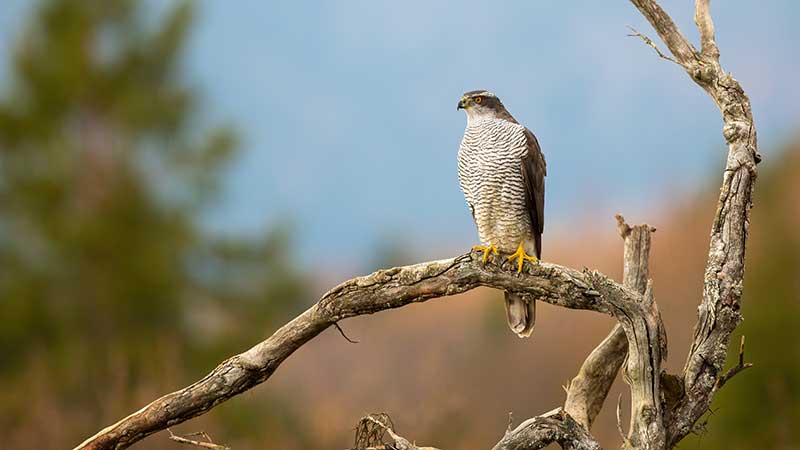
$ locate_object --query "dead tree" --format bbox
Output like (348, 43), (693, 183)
(74, 1), (759, 449)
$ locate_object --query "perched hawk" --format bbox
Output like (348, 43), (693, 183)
(456, 90), (546, 338)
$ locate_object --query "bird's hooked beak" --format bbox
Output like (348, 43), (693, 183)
(457, 97), (467, 110)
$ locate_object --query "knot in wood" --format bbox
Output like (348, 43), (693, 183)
(723, 121), (749, 143)
(691, 63), (716, 84)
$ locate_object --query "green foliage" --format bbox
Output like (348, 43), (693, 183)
(0, 0), (308, 446)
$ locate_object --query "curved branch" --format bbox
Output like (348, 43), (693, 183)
(629, 0), (760, 446)
(564, 325), (627, 429)
(504, 216), (664, 450)
(74, 252), (643, 450)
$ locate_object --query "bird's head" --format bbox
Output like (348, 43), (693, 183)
(457, 90), (515, 123)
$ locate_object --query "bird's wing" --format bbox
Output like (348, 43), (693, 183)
(456, 146), (477, 221)
(521, 128), (546, 258)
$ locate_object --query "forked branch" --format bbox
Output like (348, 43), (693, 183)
(628, 0), (759, 446)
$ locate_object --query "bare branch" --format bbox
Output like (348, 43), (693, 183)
(334, 321), (360, 344)
(628, 0), (760, 446)
(75, 252), (644, 450)
(715, 335), (753, 390)
(619, 218), (656, 293)
(511, 215), (663, 449)
(565, 215), (656, 430)
(694, 0), (720, 60)
(620, 269), (665, 448)
(616, 213), (632, 238)
(492, 409), (601, 450)
(167, 430), (229, 450)
(626, 26), (678, 64)
(629, 0), (700, 65)
(564, 325), (626, 429)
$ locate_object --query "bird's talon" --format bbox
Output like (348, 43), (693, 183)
(472, 244), (499, 263)
(506, 241), (539, 273)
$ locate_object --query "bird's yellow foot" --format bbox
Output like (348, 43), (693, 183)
(507, 241), (539, 273)
(472, 244), (499, 263)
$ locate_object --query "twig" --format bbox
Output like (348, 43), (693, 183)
(362, 416), (441, 450)
(628, 0), (700, 66)
(626, 25), (679, 64)
(716, 335), (753, 389)
(334, 321), (359, 344)
(167, 429), (230, 450)
(615, 213), (632, 238)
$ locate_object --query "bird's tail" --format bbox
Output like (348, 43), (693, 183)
(504, 291), (536, 338)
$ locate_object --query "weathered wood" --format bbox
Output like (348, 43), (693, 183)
(74, 253), (643, 450)
(564, 325), (627, 429)
(628, 0), (759, 447)
(621, 279), (664, 450)
(494, 216), (665, 450)
(492, 409), (601, 450)
(564, 215), (655, 430)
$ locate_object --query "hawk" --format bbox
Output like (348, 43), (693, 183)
(456, 90), (546, 338)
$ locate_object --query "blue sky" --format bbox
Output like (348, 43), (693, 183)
(2, 1), (799, 268)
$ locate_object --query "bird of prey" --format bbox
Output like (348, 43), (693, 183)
(456, 90), (546, 338)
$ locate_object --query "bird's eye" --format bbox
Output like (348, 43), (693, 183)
(474, 96), (483, 104)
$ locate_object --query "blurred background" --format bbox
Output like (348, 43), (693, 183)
(0, 0), (798, 449)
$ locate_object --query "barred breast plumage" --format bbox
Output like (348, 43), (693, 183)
(457, 117), (535, 255)
(456, 90), (545, 338)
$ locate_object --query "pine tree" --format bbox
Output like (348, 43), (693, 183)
(0, 1), (307, 447)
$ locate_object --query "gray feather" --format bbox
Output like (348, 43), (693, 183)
(504, 292), (536, 338)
